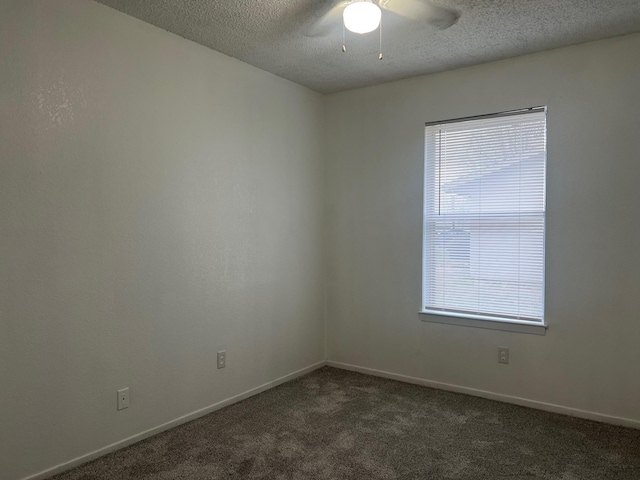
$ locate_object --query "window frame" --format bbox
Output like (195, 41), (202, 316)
(419, 107), (548, 336)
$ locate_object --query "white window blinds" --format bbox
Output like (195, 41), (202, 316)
(423, 108), (546, 324)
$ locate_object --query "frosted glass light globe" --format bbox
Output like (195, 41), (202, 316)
(343, 1), (382, 34)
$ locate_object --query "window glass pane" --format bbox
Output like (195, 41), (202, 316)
(423, 110), (546, 323)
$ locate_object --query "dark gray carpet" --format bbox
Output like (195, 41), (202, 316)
(52, 367), (640, 479)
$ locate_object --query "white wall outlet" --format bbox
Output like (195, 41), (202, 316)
(117, 388), (130, 410)
(498, 347), (509, 364)
(217, 350), (226, 369)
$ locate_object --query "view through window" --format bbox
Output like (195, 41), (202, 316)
(422, 108), (547, 324)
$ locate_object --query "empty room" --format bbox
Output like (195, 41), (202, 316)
(2, 0), (640, 479)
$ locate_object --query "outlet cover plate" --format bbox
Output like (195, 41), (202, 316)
(217, 350), (226, 369)
(498, 347), (509, 364)
(117, 388), (130, 410)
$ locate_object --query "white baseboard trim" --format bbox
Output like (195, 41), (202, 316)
(326, 361), (640, 430)
(23, 361), (326, 480)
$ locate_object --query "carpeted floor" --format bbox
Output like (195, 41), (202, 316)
(52, 367), (640, 479)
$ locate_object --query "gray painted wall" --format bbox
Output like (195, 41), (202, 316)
(0, 1), (325, 479)
(325, 32), (640, 427)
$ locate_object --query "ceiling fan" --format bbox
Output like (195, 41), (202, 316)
(305, 0), (460, 39)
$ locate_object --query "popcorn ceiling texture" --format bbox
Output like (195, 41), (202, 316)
(94, 0), (640, 94)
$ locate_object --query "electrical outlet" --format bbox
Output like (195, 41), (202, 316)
(217, 350), (226, 369)
(117, 388), (130, 410)
(498, 347), (509, 364)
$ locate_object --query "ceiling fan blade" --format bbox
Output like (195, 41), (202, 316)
(304, 1), (350, 37)
(379, 0), (459, 29)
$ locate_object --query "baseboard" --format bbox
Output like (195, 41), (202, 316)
(23, 361), (326, 480)
(326, 361), (640, 430)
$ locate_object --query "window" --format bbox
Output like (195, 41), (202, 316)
(422, 108), (546, 328)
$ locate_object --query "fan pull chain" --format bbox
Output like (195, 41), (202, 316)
(342, 22), (346, 52)
(378, 14), (383, 60)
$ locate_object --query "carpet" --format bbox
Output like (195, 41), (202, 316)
(51, 366), (640, 479)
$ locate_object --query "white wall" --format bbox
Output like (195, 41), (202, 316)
(325, 34), (640, 425)
(0, 1), (325, 479)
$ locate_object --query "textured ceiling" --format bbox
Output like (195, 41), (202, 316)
(94, 0), (640, 94)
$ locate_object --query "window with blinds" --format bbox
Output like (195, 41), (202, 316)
(422, 108), (546, 325)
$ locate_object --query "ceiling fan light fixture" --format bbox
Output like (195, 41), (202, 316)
(343, 1), (382, 34)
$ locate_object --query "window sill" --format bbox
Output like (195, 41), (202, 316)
(419, 311), (547, 336)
